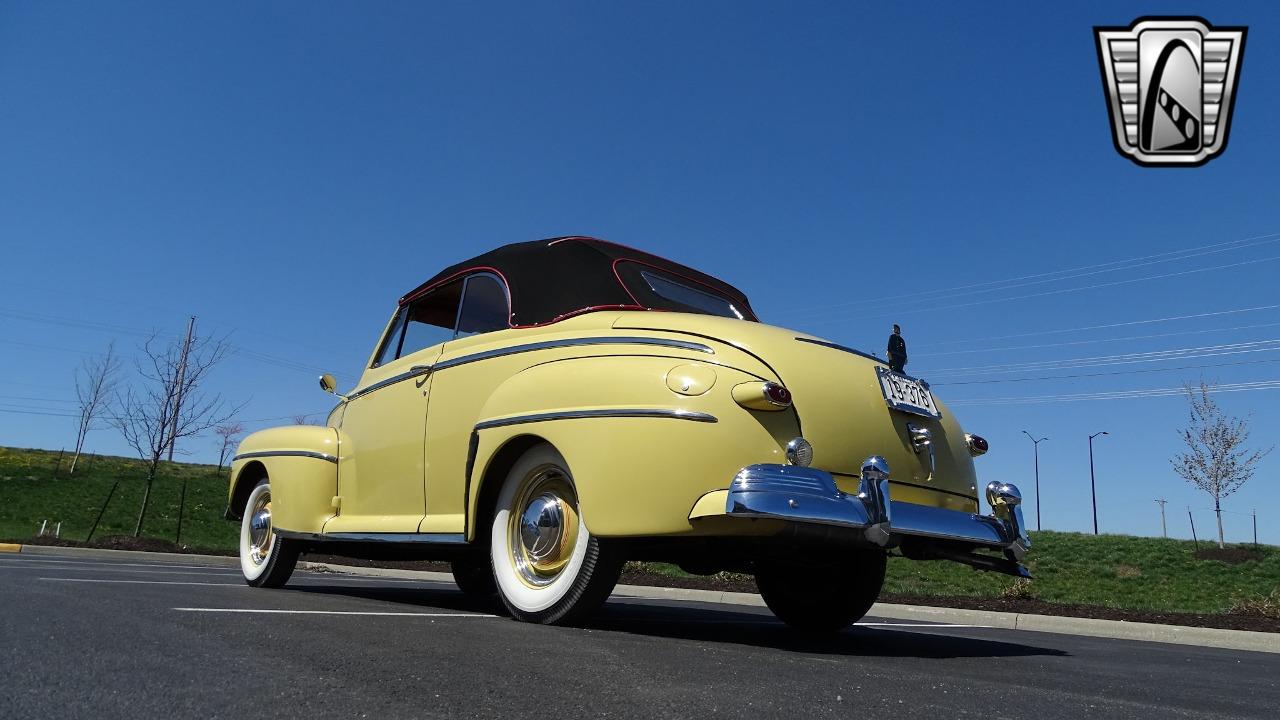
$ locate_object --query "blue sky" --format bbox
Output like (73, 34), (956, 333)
(2, 1), (1277, 542)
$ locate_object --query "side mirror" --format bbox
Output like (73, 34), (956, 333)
(319, 373), (339, 395)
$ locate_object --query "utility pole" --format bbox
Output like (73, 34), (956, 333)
(1155, 499), (1168, 538)
(167, 316), (196, 461)
(1088, 431), (1108, 535)
(1021, 430), (1048, 531)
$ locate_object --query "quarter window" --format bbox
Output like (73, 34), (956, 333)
(455, 274), (510, 337)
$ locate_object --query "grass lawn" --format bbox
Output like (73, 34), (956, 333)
(3, 445), (1275, 615)
(0, 446), (237, 552)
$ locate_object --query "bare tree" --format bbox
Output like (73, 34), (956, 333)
(1171, 381), (1272, 548)
(111, 332), (241, 537)
(214, 421), (245, 474)
(292, 414), (317, 426)
(69, 342), (121, 475)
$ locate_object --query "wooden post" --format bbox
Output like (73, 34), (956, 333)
(86, 480), (120, 543)
(1188, 507), (1199, 551)
(176, 479), (188, 546)
(54, 448), (65, 476)
(1254, 509), (1259, 549)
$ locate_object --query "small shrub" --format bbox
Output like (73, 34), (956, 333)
(1229, 590), (1280, 619)
(1001, 578), (1037, 600)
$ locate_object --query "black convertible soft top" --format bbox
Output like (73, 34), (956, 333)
(399, 236), (757, 328)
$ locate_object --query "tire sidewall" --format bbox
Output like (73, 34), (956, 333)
(239, 480), (281, 584)
(490, 445), (591, 615)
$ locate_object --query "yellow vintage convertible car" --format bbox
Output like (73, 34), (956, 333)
(227, 236), (1029, 631)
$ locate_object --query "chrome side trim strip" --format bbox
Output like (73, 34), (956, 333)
(434, 336), (714, 372)
(346, 365), (432, 402)
(275, 529), (466, 544)
(475, 408), (717, 431)
(345, 337), (712, 402)
(233, 450), (338, 464)
(794, 337), (886, 366)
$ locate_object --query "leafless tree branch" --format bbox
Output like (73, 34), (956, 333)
(70, 342), (120, 475)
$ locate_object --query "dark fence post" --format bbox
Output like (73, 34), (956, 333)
(176, 479), (188, 546)
(86, 480), (120, 543)
(54, 448), (65, 477)
(1188, 507), (1199, 551)
(1253, 509), (1258, 550)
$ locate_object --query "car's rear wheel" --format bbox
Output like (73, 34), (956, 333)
(239, 478), (300, 588)
(450, 556), (497, 597)
(755, 550), (887, 633)
(489, 443), (620, 624)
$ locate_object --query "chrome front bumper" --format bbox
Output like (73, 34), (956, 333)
(725, 457), (1031, 576)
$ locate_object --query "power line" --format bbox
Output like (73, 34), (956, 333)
(930, 355), (1280, 387)
(947, 378), (1280, 406)
(923, 339), (1280, 376)
(914, 303), (1280, 349)
(783, 232), (1280, 319)
(917, 320), (1280, 359)
(803, 253), (1280, 325)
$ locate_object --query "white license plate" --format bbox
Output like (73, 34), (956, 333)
(876, 367), (940, 418)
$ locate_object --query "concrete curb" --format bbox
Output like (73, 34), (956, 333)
(11, 545), (1278, 654)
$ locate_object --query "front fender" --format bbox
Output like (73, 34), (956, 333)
(226, 425), (339, 534)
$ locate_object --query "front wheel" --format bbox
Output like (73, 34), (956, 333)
(239, 479), (300, 588)
(755, 550), (887, 633)
(489, 443), (621, 624)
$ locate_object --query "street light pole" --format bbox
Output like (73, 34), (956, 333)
(1088, 431), (1109, 535)
(1021, 430), (1048, 531)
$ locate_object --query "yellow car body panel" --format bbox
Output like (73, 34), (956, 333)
(227, 425), (338, 534)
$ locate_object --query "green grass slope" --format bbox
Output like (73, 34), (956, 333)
(0, 446), (237, 551)
(2, 446), (1275, 615)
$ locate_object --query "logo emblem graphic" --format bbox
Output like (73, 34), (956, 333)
(1095, 17), (1246, 166)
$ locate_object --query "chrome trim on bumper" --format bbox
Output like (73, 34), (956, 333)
(724, 458), (1031, 562)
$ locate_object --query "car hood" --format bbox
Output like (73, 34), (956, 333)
(612, 312), (980, 505)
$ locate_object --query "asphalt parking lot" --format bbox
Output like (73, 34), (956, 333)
(1, 552), (1276, 719)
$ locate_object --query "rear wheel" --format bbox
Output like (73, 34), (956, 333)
(755, 550), (887, 633)
(239, 479), (300, 588)
(450, 557), (497, 597)
(489, 443), (621, 624)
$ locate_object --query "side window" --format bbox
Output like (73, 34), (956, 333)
(372, 280), (462, 366)
(455, 274), (510, 337)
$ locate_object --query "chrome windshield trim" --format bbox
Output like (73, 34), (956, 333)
(276, 530), (466, 544)
(232, 450), (338, 464)
(475, 408), (718, 431)
(794, 337), (886, 366)
(345, 364), (432, 402)
(434, 336), (714, 372)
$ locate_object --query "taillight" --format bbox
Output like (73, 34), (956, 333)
(732, 381), (792, 411)
(966, 433), (989, 457)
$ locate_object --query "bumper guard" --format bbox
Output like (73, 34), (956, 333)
(725, 457), (1031, 577)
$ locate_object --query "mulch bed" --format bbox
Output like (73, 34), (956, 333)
(17, 537), (1277, 633)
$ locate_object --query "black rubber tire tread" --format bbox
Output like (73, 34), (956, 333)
(450, 557), (498, 597)
(499, 533), (623, 626)
(755, 550), (887, 633)
(243, 479), (301, 589)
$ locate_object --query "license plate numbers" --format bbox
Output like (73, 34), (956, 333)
(876, 367), (940, 418)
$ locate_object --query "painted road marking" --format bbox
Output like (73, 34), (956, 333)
(0, 557), (232, 570)
(40, 577), (247, 587)
(0, 543), (22, 553)
(175, 608), (497, 617)
(856, 623), (989, 628)
(1, 565), (242, 577)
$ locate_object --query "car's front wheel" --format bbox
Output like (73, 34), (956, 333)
(489, 443), (621, 624)
(755, 550), (887, 633)
(239, 478), (300, 588)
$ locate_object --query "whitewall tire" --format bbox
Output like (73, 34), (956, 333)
(489, 443), (620, 624)
(239, 479), (300, 588)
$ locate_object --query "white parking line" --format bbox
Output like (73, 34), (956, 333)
(2, 565), (241, 577)
(175, 608), (497, 617)
(856, 623), (988, 628)
(40, 577), (246, 587)
(0, 557), (231, 570)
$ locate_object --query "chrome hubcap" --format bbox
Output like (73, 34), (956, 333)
(508, 466), (579, 588)
(246, 491), (274, 566)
